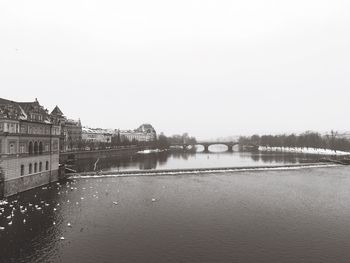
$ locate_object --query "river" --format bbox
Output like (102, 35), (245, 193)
(1, 151), (349, 263)
(73, 146), (321, 173)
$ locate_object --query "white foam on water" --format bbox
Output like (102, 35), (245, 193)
(70, 164), (339, 180)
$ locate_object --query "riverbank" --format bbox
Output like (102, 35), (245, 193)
(59, 146), (143, 163)
(258, 146), (350, 156)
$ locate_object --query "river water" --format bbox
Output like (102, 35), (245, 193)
(1, 151), (350, 263)
(73, 147), (321, 173)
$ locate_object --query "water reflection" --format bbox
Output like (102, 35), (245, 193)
(0, 182), (69, 263)
(72, 149), (318, 173)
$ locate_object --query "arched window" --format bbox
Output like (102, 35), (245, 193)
(29, 163), (32, 174)
(34, 163), (37, 173)
(28, 141), (33, 155)
(39, 141), (43, 155)
(46, 161), (49, 171)
(9, 143), (15, 154)
(21, 165), (25, 176)
(39, 162), (42, 172)
(34, 142), (38, 155)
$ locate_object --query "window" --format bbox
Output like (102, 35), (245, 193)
(28, 141), (33, 155)
(39, 162), (42, 172)
(29, 163), (32, 174)
(21, 165), (24, 176)
(46, 161), (49, 171)
(34, 163), (37, 173)
(53, 140), (58, 151)
(39, 142), (43, 155)
(9, 143), (15, 154)
(20, 145), (25, 154)
(20, 125), (26, 134)
(34, 141), (38, 155)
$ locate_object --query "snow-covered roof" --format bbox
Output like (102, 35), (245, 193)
(82, 127), (114, 134)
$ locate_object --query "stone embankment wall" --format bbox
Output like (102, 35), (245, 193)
(4, 170), (59, 197)
(0, 153), (60, 198)
(60, 146), (142, 163)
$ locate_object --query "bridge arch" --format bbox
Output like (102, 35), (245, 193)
(193, 144), (205, 152)
(170, 141), (239, 153)
(200, 142), (238, 153)
(204, 144), (228, 153)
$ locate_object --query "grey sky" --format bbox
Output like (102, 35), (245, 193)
(1, 0), (349, 139)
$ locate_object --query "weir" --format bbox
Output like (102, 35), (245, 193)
(68, 162), (337, 178)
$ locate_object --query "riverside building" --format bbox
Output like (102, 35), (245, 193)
(50, 106), (82, 152)
(82, 127), (113, 143)
(0, 98), (61, 197)
(119, 124), (157, 142)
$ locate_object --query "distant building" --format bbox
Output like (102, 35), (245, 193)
(50, 106), (82, 151)
(64, 119), (82, 150)
(82, 127), (113, 143)
(0, 98), (61, 197)
(81, 124), (156, 146)
(119, 124), (157, 142)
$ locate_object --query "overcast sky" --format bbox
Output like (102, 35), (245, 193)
(0, 0), (349, 139)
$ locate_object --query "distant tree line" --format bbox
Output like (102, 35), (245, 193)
(156, 133), (197, 149)
(72, 132), (197, 151)
(239, 131), (350, 152)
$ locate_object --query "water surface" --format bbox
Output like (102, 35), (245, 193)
(1, 165), (350, 263)
(74, 148), (320, 173)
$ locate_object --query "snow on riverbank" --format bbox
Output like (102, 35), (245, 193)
(259, 146), (350, 156)
(137, 149), (166, 154)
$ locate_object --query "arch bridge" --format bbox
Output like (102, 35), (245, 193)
(171, 141), (240, 153)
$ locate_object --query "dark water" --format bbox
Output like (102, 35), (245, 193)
(1, 165), (350, 263)
(73, 147), (320, 173)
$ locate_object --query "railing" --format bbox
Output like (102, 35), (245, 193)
(60, 145), (140, 155)
(0, 152), (58, 159)
(60, 145), (139, 153)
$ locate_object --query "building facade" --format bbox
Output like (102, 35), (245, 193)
(51, 106), (82, 151)
(119, 124), (157, 142)
(65, 119), (82, 148)
(82, 127), (113, 144)
(0, 98), (61, 197)
(81, 124), (156, 146)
